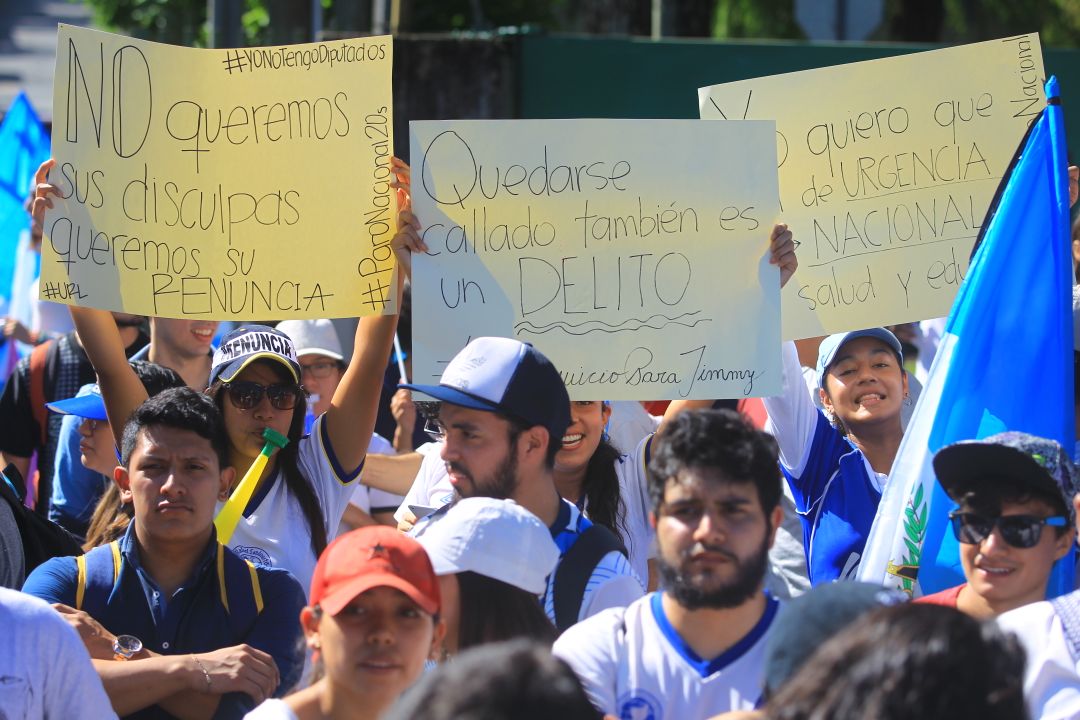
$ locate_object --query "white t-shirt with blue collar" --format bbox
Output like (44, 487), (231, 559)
(221, 413), (362, 595)
(554, 591), (779, 718)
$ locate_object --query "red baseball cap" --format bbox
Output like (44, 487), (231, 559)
(310, 526), (440, 616)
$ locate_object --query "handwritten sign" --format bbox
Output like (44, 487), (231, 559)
(40, 24), (397, 320)
(700, 35), (1045, 339)
(410, 119), (782, 400)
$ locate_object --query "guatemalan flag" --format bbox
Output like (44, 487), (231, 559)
(857, 77), (1075, 597)
(0, 92), (50, 384)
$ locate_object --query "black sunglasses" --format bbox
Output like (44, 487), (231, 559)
(223, 380), (304, 411)
(948, 511), (1067, 549)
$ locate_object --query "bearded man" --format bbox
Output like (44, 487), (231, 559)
(554, 409), (785, 718)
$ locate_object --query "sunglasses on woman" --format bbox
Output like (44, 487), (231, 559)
(223, 380), (305, 411)
(948, 510), (1067, 549)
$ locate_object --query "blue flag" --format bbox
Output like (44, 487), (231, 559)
(0, 92), (49, 315)
(858, 77), (1075, 596)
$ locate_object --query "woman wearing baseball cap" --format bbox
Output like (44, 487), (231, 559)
(416, 497), (558, 656)
(762, 328), (909, 586)
(246, 526), (446, 720)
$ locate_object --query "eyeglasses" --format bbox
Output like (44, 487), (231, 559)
(223, 381), (304, 411)
(300, 360), (340, 379)
(424, 417), (446, 442)
(948, 511), (1067, 549)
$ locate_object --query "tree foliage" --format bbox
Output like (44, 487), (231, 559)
(77, 0), (1080, 47)
(81, 0), (206, 45)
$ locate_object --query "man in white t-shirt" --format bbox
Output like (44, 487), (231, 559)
(553, 408), (785, 717)
(403, 337), (643, 631)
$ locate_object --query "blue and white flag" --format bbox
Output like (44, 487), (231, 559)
(857, 77), (1075, 596)
(0, 92), (48, 325)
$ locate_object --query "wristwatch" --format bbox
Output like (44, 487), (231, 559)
(112, 634), (143, 661)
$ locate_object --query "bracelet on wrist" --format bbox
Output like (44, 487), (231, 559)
(191, 654), (212, 693)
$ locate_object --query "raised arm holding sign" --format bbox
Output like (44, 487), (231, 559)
(33, 24), (407, 592)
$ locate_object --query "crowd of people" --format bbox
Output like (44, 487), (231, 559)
(2, 142), (1080, 720)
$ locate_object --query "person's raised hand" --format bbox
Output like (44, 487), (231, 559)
(29, 159), (60, 234)
(391, 207), (424, 281)
(769, 222), (798, 289)
(390, 387), (416, 432)
(390, 156), (411, 207)
(3, 318), (34, 344)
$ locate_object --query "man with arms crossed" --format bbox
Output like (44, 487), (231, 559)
(23, 388), (306, 719)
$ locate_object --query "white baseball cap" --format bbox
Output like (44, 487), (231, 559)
(402, 336), (571, 445)
(417, 497), (559, 594)
(275, 318), (345, 362)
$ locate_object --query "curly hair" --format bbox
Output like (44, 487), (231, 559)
(647, 408), (781, 515)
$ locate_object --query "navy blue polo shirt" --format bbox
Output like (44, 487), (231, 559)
(23, 523), (306, 719)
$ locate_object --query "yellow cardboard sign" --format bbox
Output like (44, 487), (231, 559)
(700, 35), (1044, 339)
(410, 119), (782, 400)
(40, 24), (397, 319)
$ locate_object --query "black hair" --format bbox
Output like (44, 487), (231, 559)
(578, 437), (629, 547)
(84, 362), (186, 550)
(506, 415), (560, 470)
(456, 571), (556, 652)
(956, 475), (1070, 529)
(386, 639), (602, 720)
(208, 359), (328, 558)
(128, 360), (185, 398)
(120, 387), (228, 468)
(648, 409), (781, 515)
(765, 603), (1027, 720)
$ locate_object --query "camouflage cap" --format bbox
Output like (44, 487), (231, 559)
(933, 431), (1080, 523)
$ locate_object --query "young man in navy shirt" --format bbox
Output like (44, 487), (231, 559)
(23, 387), (306, 719)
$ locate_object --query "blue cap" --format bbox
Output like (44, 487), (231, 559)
(46, 383), (107, 421)
(402, 337), (571, 445)
(816, 328), (903, 389)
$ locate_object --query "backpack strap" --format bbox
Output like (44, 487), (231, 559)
(28, 339), (53, 447)
(73, 541), (263, 638)
(640, 434), (655, 469)
(553, 522), (628, 632)
(1051, 593), (1080, 661)
(75, 541), (121, 614)
(216, 543), (264, 619)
